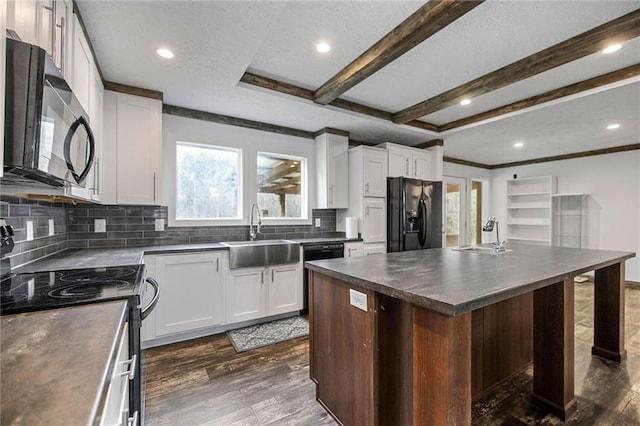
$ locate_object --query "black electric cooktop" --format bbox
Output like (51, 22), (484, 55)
(0, 265), (145, 315)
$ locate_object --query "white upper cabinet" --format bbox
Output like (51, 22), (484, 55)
(361, 147), (387, 198)
(378, 142), (443, 181)
(315, 131), (349, 209)
(6, 0), (39, 45)
(7, 0), (73, 78)
(71, 14), (91, 113)
(102, 91), (162, 205)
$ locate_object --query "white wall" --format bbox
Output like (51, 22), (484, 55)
(162, 114), (317, 226)
(490, 151), (640, 282)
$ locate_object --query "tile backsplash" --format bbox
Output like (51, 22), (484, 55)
(66, 205), (343, 248)
(0, 195), (67, 268)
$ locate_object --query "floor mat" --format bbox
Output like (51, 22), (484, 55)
(226, 316), (309, 353)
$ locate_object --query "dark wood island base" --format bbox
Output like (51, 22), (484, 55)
(308, 250), (632, 425)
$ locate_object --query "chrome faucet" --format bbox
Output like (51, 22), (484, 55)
(249, 202), (262, 241)
(482, 216), (506, 252)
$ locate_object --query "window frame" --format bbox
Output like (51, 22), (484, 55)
(169, 140), (244, 227)
(255, 151), (308, 223)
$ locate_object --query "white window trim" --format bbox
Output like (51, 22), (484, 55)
(255, 151), (309, 224)
(168, 139), (245, 227)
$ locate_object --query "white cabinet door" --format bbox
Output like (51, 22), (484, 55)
(330, 151), (349, 208)
(362, 198), (386, 243)
(37, 0), (55, 57)
(316, 133), (349, 209)
(225, 266), (265, 324)
(344, 242), (364, 258)
(89, 62), (103, 201)
(115, 93), (163, 205)
(8, 0), (38, 45)
(387, 147), (411, 178)
(71, 14), (91, 113)
(413, 149), (434, 181)
(362, 149), (388, 198)
(154, 252), (224, 337)
(268, 264), (302, 315)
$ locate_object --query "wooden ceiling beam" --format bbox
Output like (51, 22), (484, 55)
(239, 72), (439, 133)
(439, 63), (640, 132)
(393, 9), (640, 124)
(314, 0), (484, 104)
(412, 139), (444, 149)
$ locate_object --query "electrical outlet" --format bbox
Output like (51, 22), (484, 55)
(48, 219), (55, 236)
(94, 219), (106, 233)
(315, 218), (321, 228)
(26, 221), (34, 241)
(349, 289), (367, 312)
(155, 219), (165, 231)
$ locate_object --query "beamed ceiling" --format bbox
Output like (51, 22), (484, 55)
(77, 1), (640, 167)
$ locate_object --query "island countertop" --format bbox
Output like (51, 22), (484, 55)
(1, 301), (129, 425)
(305, 243), (635, 316)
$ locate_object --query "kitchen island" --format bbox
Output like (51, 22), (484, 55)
(305, 243), (635, 424)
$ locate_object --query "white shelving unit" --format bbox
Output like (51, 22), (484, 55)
(552, 193), (587, 248)
(506, 176), (556, 245)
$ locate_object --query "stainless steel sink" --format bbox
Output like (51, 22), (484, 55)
(452, 245), (512, 255)
(220, 240), (300, 269)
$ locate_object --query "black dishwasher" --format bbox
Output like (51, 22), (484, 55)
(302, 242), (344, 314)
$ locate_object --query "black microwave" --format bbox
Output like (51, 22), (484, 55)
(4, 38), (94, 187)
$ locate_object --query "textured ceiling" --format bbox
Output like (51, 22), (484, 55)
(77, 0), (640, 166)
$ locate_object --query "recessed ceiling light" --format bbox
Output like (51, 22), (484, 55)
(514, 142), (524, 148)
(315, 42), (331, 53)
(157, 48), (174, 59)
(602, 43), (622, 54)
(606, 123), (620, 130)
(460, 98), (472, 106)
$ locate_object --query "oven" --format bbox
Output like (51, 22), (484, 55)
(301, 242), (344, 314)
(0, 264), (159, 426)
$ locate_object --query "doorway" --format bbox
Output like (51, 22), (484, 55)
(444, 177), (485, 247)
(444, 177), (466, 247)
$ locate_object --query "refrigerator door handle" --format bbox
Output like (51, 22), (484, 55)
(418, 198), (427, 248)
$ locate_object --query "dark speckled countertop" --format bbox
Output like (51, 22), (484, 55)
(1, 301), (128, 426)
(14, 238), (362, 273)
(305, 243), (635, 316)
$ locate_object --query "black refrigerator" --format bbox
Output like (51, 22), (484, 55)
(387, 177), (443, 252)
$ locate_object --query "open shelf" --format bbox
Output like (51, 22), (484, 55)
(506, 176), (556, 245)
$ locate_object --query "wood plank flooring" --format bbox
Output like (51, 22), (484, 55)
(144, 282), (640, 425)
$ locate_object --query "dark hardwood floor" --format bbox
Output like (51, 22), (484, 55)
(144, 282), (640, 425)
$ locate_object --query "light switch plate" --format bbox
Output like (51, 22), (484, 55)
(26, 220), (34, 241)
(94, 219), (106, 233)
(155, 219), (165, 231)
(349, 289), (368, 312)
(315, 218), (321, 227)
(48, 219), (55, 236)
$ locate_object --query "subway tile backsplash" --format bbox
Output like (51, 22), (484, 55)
(66, 205), (343, 249)
(0, 195), (68, 268)
(1, 193), (343, 267)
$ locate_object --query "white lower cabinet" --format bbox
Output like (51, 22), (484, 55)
(225, 262), (302, 325)
(344, 241), (364, 258)
(362, 198), (386, 243)
(363, 243), (386, 256)
(144, 252), (223, 340)
(100, 322), (132, 426)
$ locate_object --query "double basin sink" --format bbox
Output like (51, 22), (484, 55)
(221, 240), (300, 269)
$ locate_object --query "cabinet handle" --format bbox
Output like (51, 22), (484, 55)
(261, 271), (264, 284)
(127, 411), (139, 426)
(414, 159), (417, 177)
(329, 185), (333, 205)
(271, 270), (274, 282)
(216, 258), (219, 272)
(116, 354), (137, 380)
(348, 248), (351, 257)
(365, 206), (370, 216)
(57, 16), (65, 74)
(365, 183), (369, 193)
(406, 158), (409, 175)
(153, 172), (156, 203)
